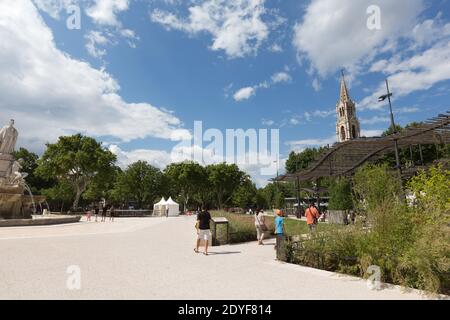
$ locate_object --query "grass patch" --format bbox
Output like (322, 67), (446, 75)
(210, 211), (336, 243)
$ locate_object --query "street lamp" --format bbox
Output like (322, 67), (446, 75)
(378, 78), (401, 173)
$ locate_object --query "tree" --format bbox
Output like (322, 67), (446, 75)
(232, 177), (257, 209)
(328, 177), (353, 210)
(41, 181), (75, 212)
(285, 148), (325, 174)
(83, 165), (121, 203)
(379, 122), (450, 168)
(36, 134), (117, 210)
(12, 147), (55, 194)
(111, 161), (163, 209)
(259, 183), (285, 209)
(164, 161), (209, 211)
(206, 163), (246, 210)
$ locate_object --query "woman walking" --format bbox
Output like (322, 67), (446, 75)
(109, 205), (115, 222)
(254, 209), (267, 245)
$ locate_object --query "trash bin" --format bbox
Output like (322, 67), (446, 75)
(211, 217), (229, 246)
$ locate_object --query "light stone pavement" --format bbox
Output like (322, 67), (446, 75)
(0, 216), (437, 300)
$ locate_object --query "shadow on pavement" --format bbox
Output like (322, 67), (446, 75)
(207, 251), (241, 255)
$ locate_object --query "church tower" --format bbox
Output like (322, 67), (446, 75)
(336, 72), (360, 142)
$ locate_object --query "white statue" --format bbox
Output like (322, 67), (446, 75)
(8, 160), (27, 185)
(0, 119), (18, 154)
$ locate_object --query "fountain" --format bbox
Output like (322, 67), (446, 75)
(0, 119), (44, 220)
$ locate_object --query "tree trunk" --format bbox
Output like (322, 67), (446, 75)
(73, 189), (82, 211)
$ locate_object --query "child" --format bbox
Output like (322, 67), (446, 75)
(86, 208), (92, 222)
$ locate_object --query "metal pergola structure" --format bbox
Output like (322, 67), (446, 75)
(276, 111), (450, 183)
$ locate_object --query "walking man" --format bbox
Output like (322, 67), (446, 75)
(94, 205), (99, 222)
(101, 205), (107, 222)
(194, 207), (212, 256)
(305, 202), (320, 233)
(109, 205), (115, 222)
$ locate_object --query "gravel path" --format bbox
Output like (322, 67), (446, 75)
(0, 216), (436, 300)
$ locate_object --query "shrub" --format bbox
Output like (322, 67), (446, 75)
(328, 177), (353, 211)
(286, 164), (450, 295)
(352, 164), (402, 213)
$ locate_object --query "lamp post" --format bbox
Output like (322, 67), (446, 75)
(378, 78), (401, 174)
(295, 162), (301, 217)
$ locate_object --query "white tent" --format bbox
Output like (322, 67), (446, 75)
(165, 197), (180, 217)
(153, 197), (166, 216)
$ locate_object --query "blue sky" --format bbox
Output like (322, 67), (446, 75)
(1, 0), (450, 185)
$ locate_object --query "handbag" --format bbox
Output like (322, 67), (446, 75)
(256, 213), (268, 231)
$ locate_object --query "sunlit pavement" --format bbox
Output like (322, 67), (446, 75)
(0, 216), (436, 300)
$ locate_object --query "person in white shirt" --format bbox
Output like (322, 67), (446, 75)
(254, 209), (267, 245)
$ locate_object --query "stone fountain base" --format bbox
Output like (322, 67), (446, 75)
(0, 152), (47, 220)
(0, 184), (32, 219)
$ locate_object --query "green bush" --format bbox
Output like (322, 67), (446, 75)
(328, 177), (353, 211)
(286, 164), (450, 295)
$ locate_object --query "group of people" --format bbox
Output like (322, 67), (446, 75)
(193, 202), (321, 256)
(86, 205), (115, 222)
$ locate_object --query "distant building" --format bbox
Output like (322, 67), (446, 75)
(336, 72), (361, 142)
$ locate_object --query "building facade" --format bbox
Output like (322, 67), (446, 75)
(336, 74), (361, 142)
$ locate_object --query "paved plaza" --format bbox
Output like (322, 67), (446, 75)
(0, 216), (435, 300)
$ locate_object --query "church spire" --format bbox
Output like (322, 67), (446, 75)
(340, 70), (350, 102)
(336, 70), (361, 142)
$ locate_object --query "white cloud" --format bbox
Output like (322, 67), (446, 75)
(360, 116), (390, 125)
(150, 0), (272, 58)
(261, 119), (275, 126)
(289, 117), (300, 126)
(286, 135), (337, 152)
(0, 0), (184, 152)
(271, 72), (291, 83)
(360, 40), (450, 109)
(109, 145), (172, 169)
(361, 129), (383, 137)
(293, 0), (424, 76)
(269, 43), (283, 53)
(86, 0), (129, 27)
(32, 0), (77, 19)
(233, 70), (292, 102)
(312, 78), (321, 91)
(410, 15), (450, 49)
(233, 87), (256, 101)
(85, 30), (110, 58)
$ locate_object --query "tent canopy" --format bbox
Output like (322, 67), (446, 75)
(153, 197), (180, 216)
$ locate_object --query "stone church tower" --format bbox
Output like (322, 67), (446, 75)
(336, 72), (360, 142)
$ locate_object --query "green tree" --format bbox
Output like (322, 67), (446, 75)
(41, 181), (75, 212)
(206, 163), (246, 209)
(83, 165), (121, 203)
(259, 183), (284, 209)
(12, 147), (55, 194)
(328, 177), (353, 210)
(285, 148), (325, 174)
(36, 134), (117, 210)
(111, 161), (163, 209)
(232, 177), (257, 208)
(164, 161), (209, 211)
